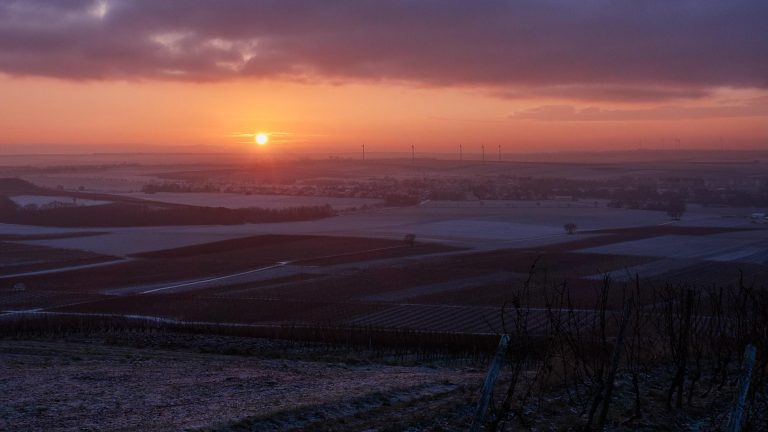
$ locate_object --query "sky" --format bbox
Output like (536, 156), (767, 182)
(1, 0), (767, 154)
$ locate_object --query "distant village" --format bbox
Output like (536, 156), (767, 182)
(142, 172), (768, 210)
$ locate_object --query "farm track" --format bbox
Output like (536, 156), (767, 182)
(5, 234), (462, 295)
(0, 290), (107, 316)
(212, 382), (470, 432)
(0, 257), (129, 279)
(138, 262), (290, 294)
(109, 243), (461, 295)
(0, 240), (118, 277)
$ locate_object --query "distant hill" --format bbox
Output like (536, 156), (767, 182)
(0, 178), (42, 195)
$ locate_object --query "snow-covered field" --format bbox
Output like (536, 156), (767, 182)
(0, 197), (760, 257)
(419, 199), (609, 208)
(0, 203), (672, 256)
(10, 195), (109, 207)
(581, 232), (768, 264)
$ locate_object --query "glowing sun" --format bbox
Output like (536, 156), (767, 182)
(255, 132), (269, 145)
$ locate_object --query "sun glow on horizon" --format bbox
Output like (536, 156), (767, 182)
(255, 132), (269, 145)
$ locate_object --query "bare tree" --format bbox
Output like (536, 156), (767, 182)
(564, 222), (578, 235)
(666, 200), (686, 220)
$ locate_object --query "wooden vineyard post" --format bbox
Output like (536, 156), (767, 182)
(726, 344), (757, 432)
(596, 297), (635, 429)
(470, 334), (510, 432)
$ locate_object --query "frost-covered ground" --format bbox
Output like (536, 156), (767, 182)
(0, 336), (481, 432)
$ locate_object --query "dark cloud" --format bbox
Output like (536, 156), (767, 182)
(495, 85), (711, 103)
(1, 0), (767, 101)
(510, 97), (768, 121)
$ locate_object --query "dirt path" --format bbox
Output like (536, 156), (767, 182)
(213, 382), (473, 432)
(0, 257), (130, 279)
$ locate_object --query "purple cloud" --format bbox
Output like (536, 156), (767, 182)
(510, 97), (768, 121)
(1, 1), (767, 101)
